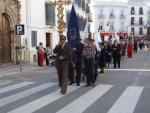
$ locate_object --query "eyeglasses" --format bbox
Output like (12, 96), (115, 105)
(60, 39), (65, 40)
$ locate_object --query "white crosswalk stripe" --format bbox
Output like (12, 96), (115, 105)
(0, 81), (147, 113)
(8, 84), (84, 113)
(107, 86), (143, 113)
(0, 82), (34, 94)
(56, 84), (113, 113)
(0, 82), (57, 107)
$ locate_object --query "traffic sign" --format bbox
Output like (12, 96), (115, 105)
(15, 25), (25, 35)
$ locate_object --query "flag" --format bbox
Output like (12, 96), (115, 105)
(67, 5), (80, 48)
(94, 32), (102, 51)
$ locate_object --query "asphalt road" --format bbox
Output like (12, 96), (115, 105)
(0, 50), (150, 113)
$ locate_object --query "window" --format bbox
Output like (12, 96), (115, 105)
(78, 0), (81, 7)
(98, 22), (103, 31)
(131, 7), (135, 14)
(110, 26), (114, 30)
(74, 0), (78, 4)
(139, 7), (143, 15)
(131, 27), (134, 35)
(139, 17), (143, 25)
(31, 31), (37, 47)
(139, 27), (143, 35)
(147, 27), (150, 35)
(99, 9), (104, 18)
(45, 3), (55, 26)
(98, 26), (103, 31)
(100, 9), (103, 14)
(120, 22), (125, 31)
(120, 10), (125, 19)
(148, 7), (150, 14)
(82, 0), (85, 11)
(109, 9), (115, 18)
(86, 3), (90, 13)
(66, 11), (71, 26)
(76, 15), (87, 31)
(131, 17), (135, 25)
(109, 22), (114, 31)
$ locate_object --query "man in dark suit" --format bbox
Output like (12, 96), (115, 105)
(53, 35), (71, 95)
(111, 40), (121, 68)
(98, 42), (106, 73)
(74, 39), (84, 86)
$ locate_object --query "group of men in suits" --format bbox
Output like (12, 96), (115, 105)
(53, 34), (135, 95)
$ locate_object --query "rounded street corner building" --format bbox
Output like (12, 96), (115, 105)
(0, 0), (21, 64)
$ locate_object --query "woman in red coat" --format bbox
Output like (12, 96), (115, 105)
(37, 42), (45, 66)
(127, 40), (133, 58)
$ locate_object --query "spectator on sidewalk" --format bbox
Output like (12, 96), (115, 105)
(127, 39), (133, 58)
(44, 45), (50, 66)
(36, 42), (45, 67)
(134, 40), (138, 53)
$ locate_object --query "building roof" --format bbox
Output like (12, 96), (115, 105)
(94, 1), (127, 7)
(128, 0), (144, 2)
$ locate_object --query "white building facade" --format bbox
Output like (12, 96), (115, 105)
(20, 0), (89, 63)
(92, 0), (150, 42)
(127, 0), (147, 40)
(92, 0), (128, 41)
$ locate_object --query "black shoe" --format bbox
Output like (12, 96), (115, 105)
(99, 71), (104, 73)
(84, 84), (91, 87)
(69, 82), (75, 85)
(92, 84), (96, 87)
(76, 83), (80, 86)
(59, 84), (61, 87)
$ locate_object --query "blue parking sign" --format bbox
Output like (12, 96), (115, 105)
(15, 25), (25, 35)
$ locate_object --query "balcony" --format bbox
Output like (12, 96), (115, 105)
(119, 14), (126, 20)
(147, 21), (150, 25)
(130, 21), (144, 26)
(98, 14), (105, 19)
(109, 14), (115, 19)
(119, 28), (126, 32)
(147, 11), (150, 14)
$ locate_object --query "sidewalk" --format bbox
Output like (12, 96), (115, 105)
(0, 63), (55, 79)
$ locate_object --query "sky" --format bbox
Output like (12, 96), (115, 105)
(96, 0), (128, 2)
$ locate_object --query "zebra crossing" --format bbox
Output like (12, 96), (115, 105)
(0, 81), (149, 113)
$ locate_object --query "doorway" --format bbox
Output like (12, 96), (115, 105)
(46, 33), (52, 48)
(0, 13), (11, 63)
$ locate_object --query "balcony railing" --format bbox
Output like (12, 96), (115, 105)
(109, 14), (115, 19)
(147, 21), (150, 25)
(98, 14), (105, 19)
(130, 21), (144, 26)
(147, 11), (150, 14)
(119, 29), (126, 32)
(130, 32), (144, 35)
(119, 15), (126, 19)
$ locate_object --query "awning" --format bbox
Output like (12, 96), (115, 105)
(100, 32), (127, 37)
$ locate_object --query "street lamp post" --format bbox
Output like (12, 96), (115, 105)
(49, 0), (71, 36)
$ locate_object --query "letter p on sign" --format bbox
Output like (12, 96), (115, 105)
(15, 25), (25, 35)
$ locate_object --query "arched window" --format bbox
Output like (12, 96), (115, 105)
(131, 7), (135, 14)
(139, 7), (143, 15)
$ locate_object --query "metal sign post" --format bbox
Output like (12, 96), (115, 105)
(15, 24), (25, 72)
